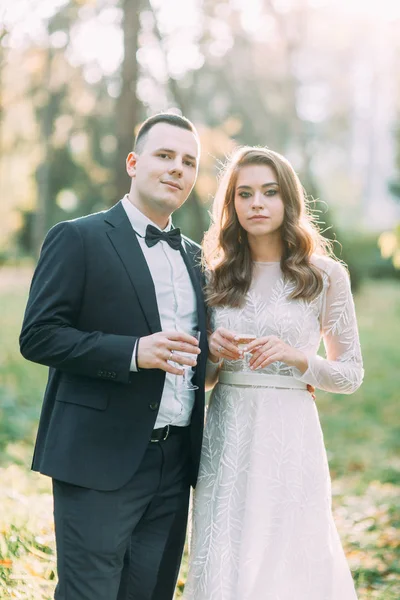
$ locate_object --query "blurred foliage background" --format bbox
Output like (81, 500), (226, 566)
(0, 0), (399, 598)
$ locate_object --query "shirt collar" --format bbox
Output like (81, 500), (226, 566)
(121, 195), (173, 237)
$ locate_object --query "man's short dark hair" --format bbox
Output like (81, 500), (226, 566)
(134, 113), (199, 153)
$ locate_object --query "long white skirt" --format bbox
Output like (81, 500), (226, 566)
(183, 382), (358, 600)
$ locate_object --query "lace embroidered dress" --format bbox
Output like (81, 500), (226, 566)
(183, 255), (364, 600)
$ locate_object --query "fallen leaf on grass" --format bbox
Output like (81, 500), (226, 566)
(0, 559), (13, 567)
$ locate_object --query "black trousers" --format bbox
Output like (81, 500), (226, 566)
(52, 430), (191, 600)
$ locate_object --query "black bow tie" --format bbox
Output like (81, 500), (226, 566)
(145, 224), (182, 250)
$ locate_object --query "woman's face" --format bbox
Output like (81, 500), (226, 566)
(233, 164), (285, 240)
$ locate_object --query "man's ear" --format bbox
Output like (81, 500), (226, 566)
(126, 152), (138, 178)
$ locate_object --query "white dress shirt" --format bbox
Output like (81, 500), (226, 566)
(122, 196), (198, 427)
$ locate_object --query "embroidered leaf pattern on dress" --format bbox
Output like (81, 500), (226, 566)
(184, 257), (363, 600)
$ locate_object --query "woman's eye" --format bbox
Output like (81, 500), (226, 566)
(238, 192), (251, 198)
(266, 189), (277, 196)
(159, 153), (170, 159)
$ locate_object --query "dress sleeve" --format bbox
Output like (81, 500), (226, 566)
(296, 261), (364, 394)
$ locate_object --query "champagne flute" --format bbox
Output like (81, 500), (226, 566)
(175, 329), (201, 390)
(235, 333), (257, 371)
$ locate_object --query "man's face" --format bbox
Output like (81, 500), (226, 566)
(127, 123), (200, 226)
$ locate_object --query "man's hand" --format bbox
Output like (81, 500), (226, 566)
(307, 384), (316, 401)
(137, 331), (201, 375)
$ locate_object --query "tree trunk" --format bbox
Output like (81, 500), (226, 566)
(114, 0), (141, 203)
(34, 48), (53, 255)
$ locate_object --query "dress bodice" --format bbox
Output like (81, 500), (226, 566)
(210, 255), (364, 394)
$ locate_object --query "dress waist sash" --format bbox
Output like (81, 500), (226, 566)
(218, 371), (308, 390)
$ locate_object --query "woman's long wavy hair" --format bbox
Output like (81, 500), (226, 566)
(203, 146), (333, 308)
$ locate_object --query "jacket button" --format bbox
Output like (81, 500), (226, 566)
(97, 370), (104, 377)
(149, 402), (159, 411)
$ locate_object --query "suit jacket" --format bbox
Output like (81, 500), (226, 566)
(20, 201), (207, 491)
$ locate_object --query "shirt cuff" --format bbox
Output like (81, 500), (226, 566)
(130, 339), (140, 372)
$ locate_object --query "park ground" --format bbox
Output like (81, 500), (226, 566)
(0, 268), (399, 599)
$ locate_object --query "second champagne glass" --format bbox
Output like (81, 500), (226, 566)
(175, 329), (201, 390)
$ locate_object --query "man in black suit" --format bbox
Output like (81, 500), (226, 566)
(20, 113), (207, 600)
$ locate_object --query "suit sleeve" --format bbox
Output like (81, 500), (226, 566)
(19, 221), (136, 384)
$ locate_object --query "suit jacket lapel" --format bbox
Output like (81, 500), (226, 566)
(179, 238), (207, 344)
(104, 202), (207, 342)
(105, 202), (162, 333)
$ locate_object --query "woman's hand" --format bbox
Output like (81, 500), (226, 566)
(244, 335), (308, 374)
(208, 327), (243, 363)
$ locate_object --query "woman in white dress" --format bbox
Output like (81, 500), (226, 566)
(183, 147), (364, 600)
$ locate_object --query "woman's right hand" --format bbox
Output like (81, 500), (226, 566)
(208, 327), (243, 363)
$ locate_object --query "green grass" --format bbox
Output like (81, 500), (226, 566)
(0, 267), (399, 599)
(319, 281), (400, 486)
(0, 269), (47, 464)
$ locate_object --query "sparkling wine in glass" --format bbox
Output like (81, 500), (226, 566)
(176, 329), (201, 390)
(235, 333), (257, 371)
